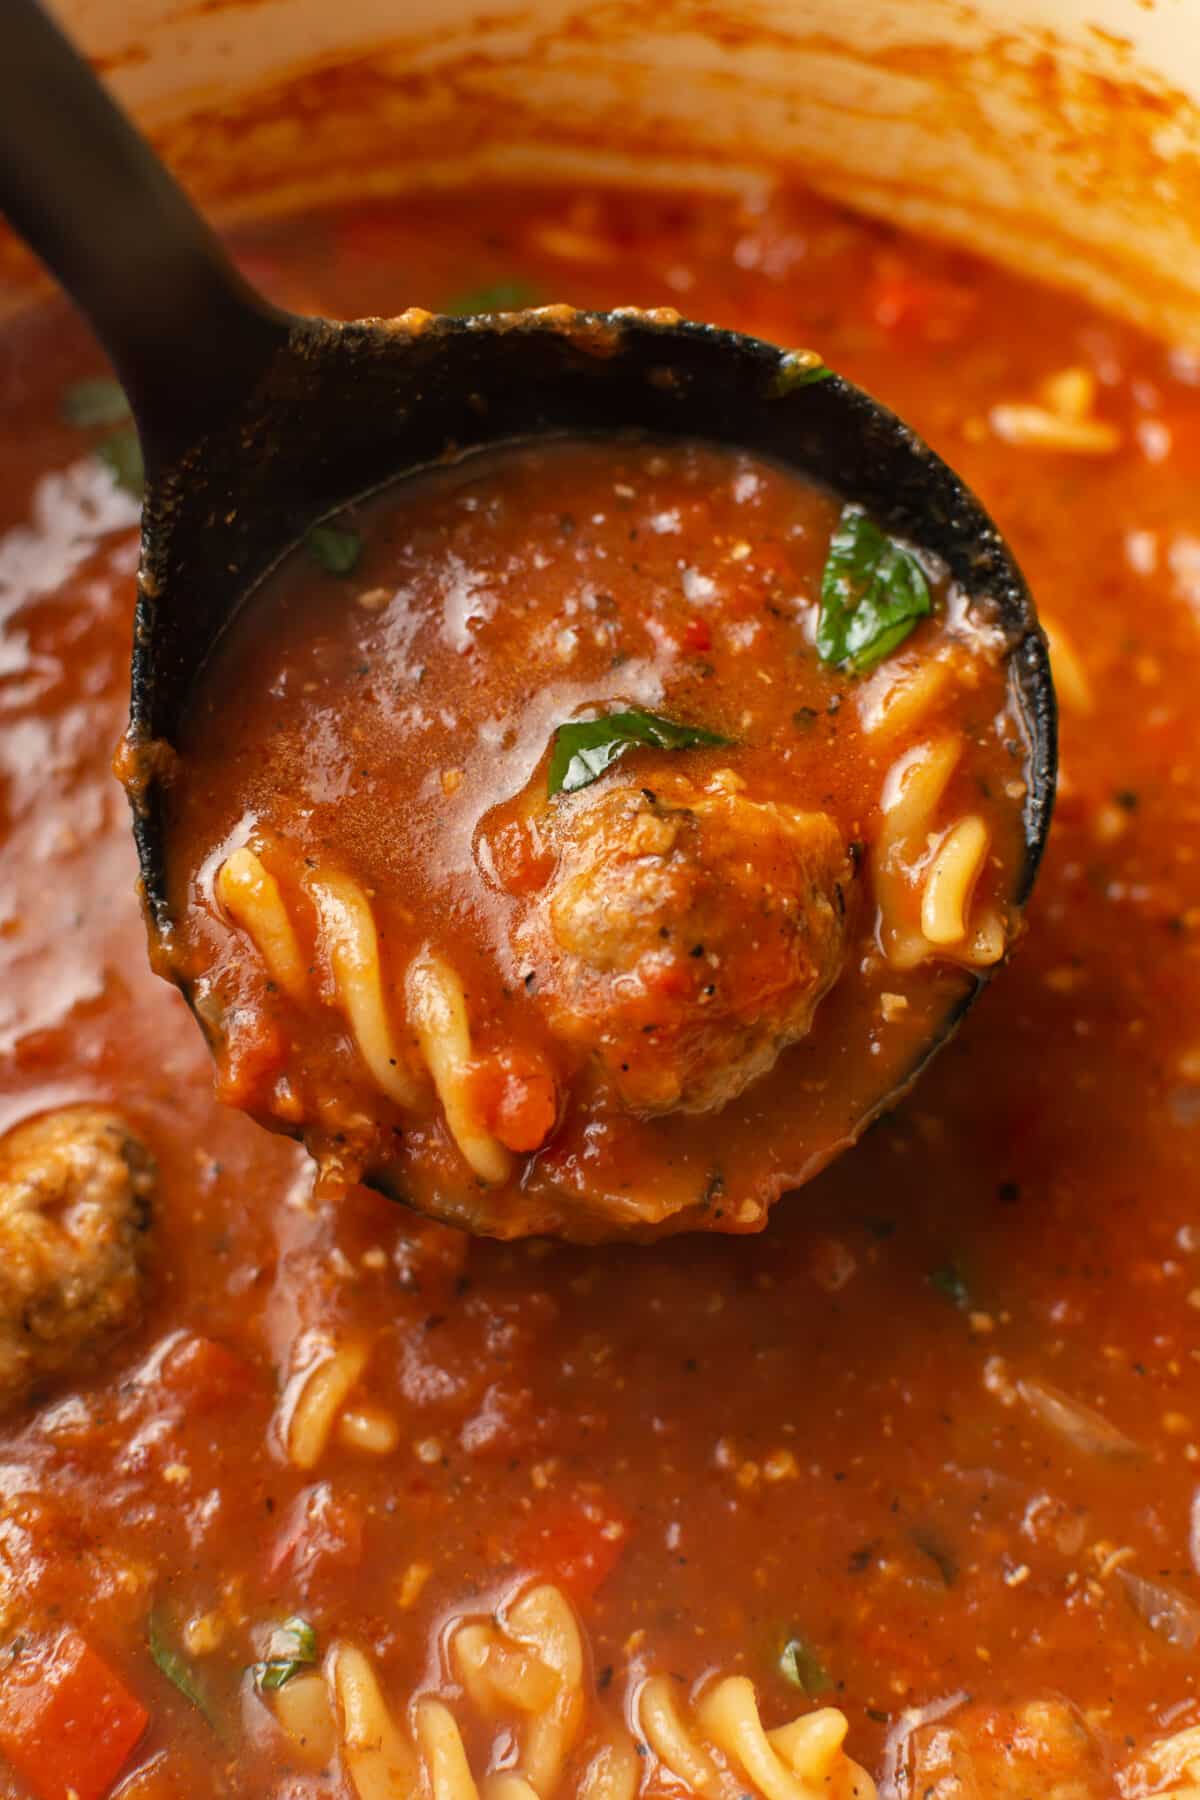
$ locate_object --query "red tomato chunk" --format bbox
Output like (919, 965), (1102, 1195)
(0, 1633), (148, 1800)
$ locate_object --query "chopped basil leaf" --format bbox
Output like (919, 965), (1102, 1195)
(148, 1611), (221, 1732)
(778, 1634), (830, 1696)
(548, 707), (731, 797)
(773, 351), (834, 394)
(62, 375), (132, 428)
(256, 1615), (319, 1691)
(95, 427), (145, 499)
(307, 524), (362, 575)
(929, 1263), (969, 1308)
(816, 506), (932, 674)
(444, 278), (541, 317)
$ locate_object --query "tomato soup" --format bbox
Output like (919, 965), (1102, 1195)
(0, 179), (1198, 1800)
(162, 435), (1028, 1239)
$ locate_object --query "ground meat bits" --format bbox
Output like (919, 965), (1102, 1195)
(0, 1107), (155, 1409)
(520, 769), (854, 1113)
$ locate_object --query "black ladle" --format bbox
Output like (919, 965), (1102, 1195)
(0, 0), (1056, 1223)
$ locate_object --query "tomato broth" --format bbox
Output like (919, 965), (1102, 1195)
(0, 181), (1198, 1800)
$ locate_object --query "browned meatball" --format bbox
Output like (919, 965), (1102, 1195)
(0, 1107), (155, 1410)
(906, 1699), (1109, 1799)
(516, 768), (854, 1113)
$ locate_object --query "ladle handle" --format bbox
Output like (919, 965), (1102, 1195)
(0, 0), (289, 465)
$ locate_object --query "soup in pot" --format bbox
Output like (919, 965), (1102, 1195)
(0, 176), (1198, 1800)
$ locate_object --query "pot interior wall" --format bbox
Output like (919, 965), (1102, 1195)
(12, 0), (1200, 345)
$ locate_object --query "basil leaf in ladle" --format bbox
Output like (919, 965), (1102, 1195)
(816, 505), (932, 673)
(255, 1615), (319, 1692)
(548, 707), (732, 797)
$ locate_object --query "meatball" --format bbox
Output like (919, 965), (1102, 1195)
(517, 769), (855, 1114)
(906, 1699), (1109, 1799)
(0, 1107), (155, 1410)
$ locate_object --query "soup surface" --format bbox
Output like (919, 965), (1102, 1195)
(162, 434), (1027, 1239)
(0, 178), (1199, 1800)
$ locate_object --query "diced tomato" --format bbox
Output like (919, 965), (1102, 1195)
(682, 616), (712, 653)
(514, 1493), (631, 1601)
(866, 261), (976, 341)
(161, 1335), (261, 1413)
(269, 1482), (365, 1594)
(0, 1631), (148, 1800)
(468, 1047), (560, 1152)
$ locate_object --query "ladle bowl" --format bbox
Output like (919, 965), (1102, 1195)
(0, 0), (1057, 1228)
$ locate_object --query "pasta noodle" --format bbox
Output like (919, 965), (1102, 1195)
(283, 1337), (369, 1471)
(961, 906), (1007, 968)
(228, 847), (521, 1184)
(313, 1582), (875, 1800)
(415, 1697), (483, 1800)
(639, 1674), (725, 1797)
(454, 1622), (561, 1714)
(857, 650), (956, 741)
(503, 1583), (586, 1797)
(875, 739), (1004, 971)
(574, 1731), (641, 1800)
(488, 1778), (543, 1800)
(1125, 1723), (1200, 1796)
(875, 737), (959, 970)
(215, 845), (309, 1002)
(920, 814), (990, 946)
(1039, 366), (1095, 421)
(988, 402), (1120, 454)
(271, 1669), (339, 1769)
(329, 1642), (421, 1800)
(640, 1672), (876, 1800)
(406, 948), (513, 1185)
(339, 1402), (400, 1455)
(699, 1678), (865, 1800)
(1040, 612), (1094, 716)
(307, 868), (422, 1110)
(768, 1709), (874, 1800)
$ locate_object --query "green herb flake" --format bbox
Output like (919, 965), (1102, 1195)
(929, 1263), (969, 1308)
(306, 524), (363, 576)
(548, 707), (732, 797)
(772, 350), (834, 394)
(444, 278), (542, 317)
(148, 1611), (221, 1733)
(816, 505), (932, 674)
(256, 1615), (319, 1692)
(778, 1634), (830, 1696)
(62, 375), (132, 429)
(95, 427), (145, 500)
